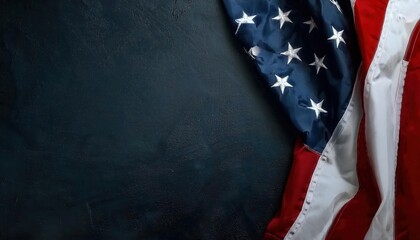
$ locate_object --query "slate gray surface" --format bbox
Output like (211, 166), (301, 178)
(0, 1), (295, 239)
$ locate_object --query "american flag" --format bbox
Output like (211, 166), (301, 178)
(224, 0), (420, 239)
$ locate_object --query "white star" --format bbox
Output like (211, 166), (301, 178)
(309, 54), (328, 74)
(307, 99), (328, 119)
(328, 26), (346, 48)
(281, 42), (302, 64)
(303, 17), (317, 33)
(271, 75), (293, 94)
(235, 11), (257, 35)
(330, 0), (342, 13)
(272, 7), (292, 29)
(245, 46), (261, 59)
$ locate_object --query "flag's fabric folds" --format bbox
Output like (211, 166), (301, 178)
(223, 0), (420, 239)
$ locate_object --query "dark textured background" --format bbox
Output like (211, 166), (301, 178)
(0, 1), (295, 239)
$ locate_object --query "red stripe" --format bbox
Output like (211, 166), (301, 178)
(263, 138), (320, 239)
(325, 0), (388, 238)
(353, 0), (389, 74)
(395, 21), (420, 240)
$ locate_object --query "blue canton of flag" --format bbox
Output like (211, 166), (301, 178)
(224, 0), (360, 153)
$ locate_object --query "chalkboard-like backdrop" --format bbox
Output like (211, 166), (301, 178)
(0, 1), (295, 239)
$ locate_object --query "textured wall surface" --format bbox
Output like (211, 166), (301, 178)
(0, 1), (295, 239)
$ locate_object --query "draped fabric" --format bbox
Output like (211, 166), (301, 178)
(223, 0), (420, 239)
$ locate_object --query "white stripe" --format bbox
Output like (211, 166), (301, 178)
(285, 69), (363, 240)
(363, 0), (420, 239)
(349, 0), (356, 16)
